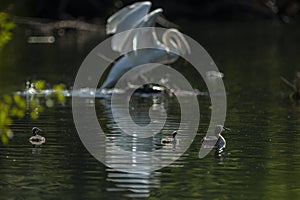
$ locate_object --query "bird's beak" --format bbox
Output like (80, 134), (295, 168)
(224, 127), (230, 131)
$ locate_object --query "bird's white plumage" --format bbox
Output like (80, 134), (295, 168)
(100, 1), (191, 89)
(106, 1), (151, 34)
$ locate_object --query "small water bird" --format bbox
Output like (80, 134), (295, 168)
(201, 125), (230, 154)
(29, 127), (45, 145)
(98, 1), (190, 90)
(161, 131), (177, 144)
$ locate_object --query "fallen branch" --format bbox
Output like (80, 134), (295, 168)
(12, 15), (105, 34)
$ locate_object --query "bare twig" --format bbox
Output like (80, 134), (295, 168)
(281, 76), (297, 91)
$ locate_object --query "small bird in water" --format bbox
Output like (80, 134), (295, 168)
(29, 127), (45, 145)
(161, 131), (177, 144)
(201, 125), (230, 155)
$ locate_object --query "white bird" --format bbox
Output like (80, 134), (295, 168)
(99, 1), (190, 90)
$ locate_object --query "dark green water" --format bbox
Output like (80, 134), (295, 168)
(1, 21), (300, 199)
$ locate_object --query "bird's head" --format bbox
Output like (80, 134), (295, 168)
(32, 127), (42, 136)
(215, 125), (230, 136)
(162, 29), (191, 56)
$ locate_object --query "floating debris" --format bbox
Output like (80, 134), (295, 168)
(27, 36), (55, 44)
(206, 71), (224, 79)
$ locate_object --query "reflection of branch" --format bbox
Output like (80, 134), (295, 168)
(281, 76), (296, 91)
(12, 15), (105, 34)
(50, 20), (102, 32)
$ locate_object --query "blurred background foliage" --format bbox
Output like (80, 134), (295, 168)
(0, 0), (298, 49)
(0, 0), (299, 21)
(0, 12), (14, 48)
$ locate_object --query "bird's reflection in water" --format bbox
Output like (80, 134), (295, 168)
(95, 80), (197, 197)
(106, 169), (161, 198)
(31, 145), (43, 154)
(98, 94), (191, 173)
(102, 94), (180, 151)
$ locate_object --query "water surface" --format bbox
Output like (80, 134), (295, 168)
(1, 21), (300, 199)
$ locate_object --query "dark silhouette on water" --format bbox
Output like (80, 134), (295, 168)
(29, 127), (46, 145)
(201, 125), (230, 157)
(161, 131), (177, 144)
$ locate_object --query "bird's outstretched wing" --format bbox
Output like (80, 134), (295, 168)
(108, 2), (165, 54)
(133, 9), (165, 52)
(106, 1), (151, 34)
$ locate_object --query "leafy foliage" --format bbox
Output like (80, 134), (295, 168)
(0, 80), (66, 144)
(0, 12), (15, 48)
